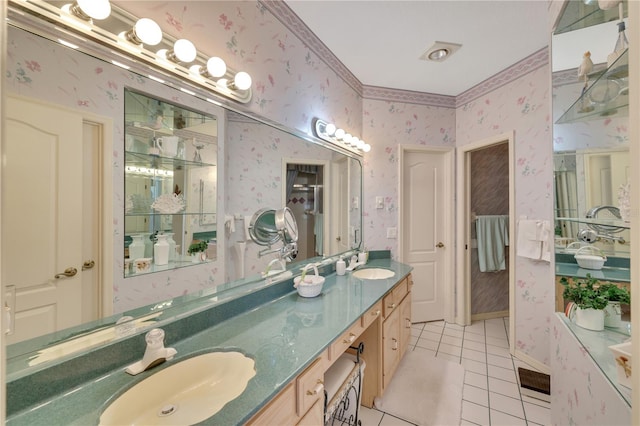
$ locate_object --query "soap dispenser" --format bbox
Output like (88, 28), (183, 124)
(336, 256), (346, 276)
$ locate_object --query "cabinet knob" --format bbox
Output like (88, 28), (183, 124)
(388, 303), (396, 309)
(344, 333), (356, 344)
(372, 310), (381, 317)
(392, 338), (398, 351)
(307, 380), (324, 396)
(436, 242), (445, 248)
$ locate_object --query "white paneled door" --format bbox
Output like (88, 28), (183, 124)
(4, 96), (96, 343)
(400, 146), (454, 323)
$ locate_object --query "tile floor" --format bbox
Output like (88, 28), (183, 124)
(359, 317), (551, 426)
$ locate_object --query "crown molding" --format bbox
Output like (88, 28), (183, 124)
(264, 1), (549, 109)
(260, 0), (363, 95)
(456, 47), (549, 107)
(362, 86), (456, 108)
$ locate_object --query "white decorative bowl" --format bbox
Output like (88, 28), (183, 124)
(574, 246), (606, 270)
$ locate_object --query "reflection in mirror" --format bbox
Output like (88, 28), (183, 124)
(4, 20), (362, 367)
(552, 5), (630, 331)
(124, 89), (219, 276)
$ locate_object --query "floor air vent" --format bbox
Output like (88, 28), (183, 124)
(517, 367), (550, 402)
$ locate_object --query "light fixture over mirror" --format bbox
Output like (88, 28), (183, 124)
(122, 18), (163, 46)
(63, 0), (111, 21)
(314, 118), (371, 154)
(12, 0), (253, 103)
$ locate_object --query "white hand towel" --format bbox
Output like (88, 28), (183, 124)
(540, 220), (552, 262)
(516, 219), (541, 260)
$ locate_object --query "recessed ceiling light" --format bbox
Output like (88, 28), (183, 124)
(420, 41), (462, 62)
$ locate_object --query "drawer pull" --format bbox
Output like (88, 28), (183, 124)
(343, 333), (356, 344)
(392, 338), (398, 351)
(405, 318), (411, 328)
(388, 303), (396, 309)
(372, 309), (381, 316)
(307, 381), (324, 396)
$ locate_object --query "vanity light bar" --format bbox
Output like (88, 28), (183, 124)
(313, 118), (371, 155)
(9, 0), (253, 104)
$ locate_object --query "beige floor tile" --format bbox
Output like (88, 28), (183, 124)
(464, 371), (488, 390)
(463, 384), (489, 407)
(461, 400), (490, 425)
(490, 408), (527, 425)
(489, 392), (525, 418)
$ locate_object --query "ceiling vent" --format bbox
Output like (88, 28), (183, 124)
(420, 41), (462, 62)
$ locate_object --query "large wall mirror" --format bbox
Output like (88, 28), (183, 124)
(2, 2), (363, 368)
(552, 2), (630, 317)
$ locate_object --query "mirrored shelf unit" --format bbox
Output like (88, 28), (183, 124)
(556, 49), (628, 124)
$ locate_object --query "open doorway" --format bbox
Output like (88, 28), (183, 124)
(456, 132), (515, 353)
(284, 160), (328, 262)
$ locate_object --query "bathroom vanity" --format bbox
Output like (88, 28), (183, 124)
(6, 257), (412, 425)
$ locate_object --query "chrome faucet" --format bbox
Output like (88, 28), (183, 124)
(345, 255), (362, 272)
(125, 328), (177, 376)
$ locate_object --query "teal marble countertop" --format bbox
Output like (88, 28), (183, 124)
(7, 258), (412, 425)
(556, 313), (631, 406)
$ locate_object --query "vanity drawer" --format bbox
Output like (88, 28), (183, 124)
(383, 278), (408, 318)
(361, 301), (382, 329)
(248, 383), (297, 425)
(330, 320), (364, 361)
(296, 357), (325, 416)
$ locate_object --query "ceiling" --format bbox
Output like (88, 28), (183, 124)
(285, 1), (551, 96)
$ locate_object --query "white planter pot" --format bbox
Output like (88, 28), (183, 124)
(604, 301), (622, 328)
(575, 307), (605, 331)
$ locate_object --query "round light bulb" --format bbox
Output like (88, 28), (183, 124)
(324, 123), (336, 136)
(343, 133), (353, 144)
(335, 128), (345, 140)
(77, 0), (111, 20)
(356, 139), (365, 149)
(351, 137), (360, 147)
(363, 143), (371, 153)
(233, 71), (252, 90)
(173, 39), (197, 63)
(206, 57), (227, 78)
(217, 78), (229, 88)
(134, 18), (162, 46)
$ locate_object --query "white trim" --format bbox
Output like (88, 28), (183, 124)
(398, 145), (455, 323)
(456, 132), (516, 356)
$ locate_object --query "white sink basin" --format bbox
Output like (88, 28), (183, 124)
(352, 268), (395, 280)
(100, 351), (256, 425)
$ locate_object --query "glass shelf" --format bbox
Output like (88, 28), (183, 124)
(554, 0), (627, 35)
(125, 151), (215, 169)
(556, 49), (628, 124)
(125, 257), (214, 278)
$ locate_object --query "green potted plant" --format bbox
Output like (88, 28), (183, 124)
(598, 283), (630, 328)
(188, 241), (208, 263)
(560, 274), (608, 331)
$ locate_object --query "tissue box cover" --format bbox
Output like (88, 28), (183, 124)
(609, 341), (632, 388)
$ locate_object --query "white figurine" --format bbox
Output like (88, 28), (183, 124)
(577, 51), (593, 83)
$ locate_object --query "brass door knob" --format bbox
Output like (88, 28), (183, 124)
(436, 242), (445, 248)
(55, 267), (78, 279)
